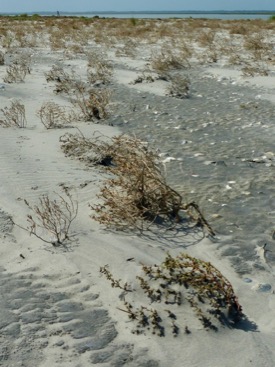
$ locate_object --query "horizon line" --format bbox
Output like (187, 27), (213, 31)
(1, 10), (275, 14)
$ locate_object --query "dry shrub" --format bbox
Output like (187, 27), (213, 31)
(45, 64), (68, 83)
(3, 55), (31, 83)
(22, 189), (78, 245)
(0, 100), (27, 128)
(151, 45), (189, 74)
(71, 88), (111, 121)
(100, 253), (244, 336)
(37, 102), (72, 129)
(228, 24), (248, 35)
(45, 64), (111, 121)
(60, 131), (114, 167)
(89, 135), (214, 234)
(115, 38), (138, 57)
(86, 50), (113, 84)
(130, 71), (156, 85)
(241, 62), (269, 77)
(0, 51), (5, 65)
(49, 30), (66, 50)
(197, 30), (216, 47)
(166, 73), (190, 99)
(0, 30), (15, 48)
(45, 65), (82, 94)
(244, 33), (272, 61)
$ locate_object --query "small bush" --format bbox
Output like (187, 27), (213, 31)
(37, 102), (71, 129)
(0, 100), (27, 128)
(3, 51), (31, 83)
(22, 189), (78, 245)
(100, 252), (244, 336)
(0, 51), (5, 65)
(90, 135), (214, 235)
(59, 131), (113, 166)
(166, 73), (190, 99)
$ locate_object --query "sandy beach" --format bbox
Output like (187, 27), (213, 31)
(0, 16), (275, 366)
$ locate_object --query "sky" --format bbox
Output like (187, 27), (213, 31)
(0, 0), (274, 13)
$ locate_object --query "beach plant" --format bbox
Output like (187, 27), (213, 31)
(20, 189), (78, 246)
(36, 101), (71, 129)
(166, 73), (190, 99)
(0, 100), (27, 128)
(86, 50), (113, 84)
(100, 253), (244, 336)
(241, 61), (269, 77)
(244, 32), (272, 61)
(45, 64), (111, 121)
(89, 134), (214, 235)
(115, 38), (138, 58)
(3, 51), (31, 83)
(71, 87), (111, 121)
(3, 60), (30, 83)
(150, 45), (189, 75)
(59, 131), (113, 166)
(0, 51), (5, 65)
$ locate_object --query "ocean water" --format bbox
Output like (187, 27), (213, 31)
(57, 12), (272, 20)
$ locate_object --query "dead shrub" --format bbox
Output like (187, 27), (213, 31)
(0, 99), (27, 128)
(37, 102), (71, 129)
(151, 46), (189, 74)
(45, 64), (111, 121)
(0, 51), (5, 65)
(241, 63), (269, 77)
(71, 87), (111, 121)
(244, 33), (272, 61)
(89, 135), (214, 234)
(86, 50), (113, 84)
(115, 38), (138, 57)
(228, 24), (248, 35)
(59, 131), (113, 166)
(22, 189), (78, 245)
(166, 73), (190, 99)
(197, 30), (216, 47)
(3, 56), (31, 83)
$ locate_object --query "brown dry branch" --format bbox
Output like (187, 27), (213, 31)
(36, 101), (72, 129)
(0, 51), (5, 65)
(166, 73), (190, 99)
(70, 87), (111, 121)
(21, 189), (78, 245)
(45, 64), (111, 121)
(151, 45), (190, 74)
(59, 131), (113, 166)
(86, 50), (113, 84)
(3, 51), (31, 83)
(89, 135), (214, 235)
(3, 61), (30, 83)
(0, 100), (27, 128)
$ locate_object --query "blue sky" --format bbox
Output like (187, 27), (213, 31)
(0, 0), (274, 13)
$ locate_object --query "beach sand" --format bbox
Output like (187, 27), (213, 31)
(0, 17), (275, 366)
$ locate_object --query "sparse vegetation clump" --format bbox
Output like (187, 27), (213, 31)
(100, 252), (244, 336)
(45, 64), (111, 121)
(59, 131), (113, 166)
(0, 100), (27, 128)
(37, 101), (72, 129)
(3, 52), (31, 83)
(71, 134), (213, 235)
(20, 189), (78, 246)
(166, 73), (190, 99)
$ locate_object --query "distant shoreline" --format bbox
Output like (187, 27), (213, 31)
(1, 10), (275, 15)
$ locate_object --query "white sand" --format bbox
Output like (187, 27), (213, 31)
(0, 28), (275, 367)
